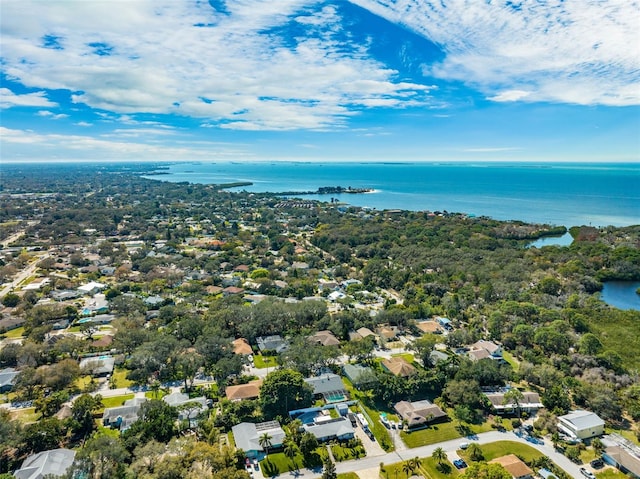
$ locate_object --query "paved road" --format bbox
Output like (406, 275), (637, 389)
(261, 429), (585, 479)
(0, 252), (49, 298)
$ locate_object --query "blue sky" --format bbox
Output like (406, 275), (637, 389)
(1, 0), (639, 163)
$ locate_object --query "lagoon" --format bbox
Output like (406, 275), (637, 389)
(527, 232), (574, 248)
(600, 281), (640, 311)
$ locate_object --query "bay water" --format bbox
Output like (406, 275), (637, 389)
(145, 162), (640, 227)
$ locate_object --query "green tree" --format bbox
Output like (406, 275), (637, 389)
(72, 434), (129, 479)
(71, 393), (103, 438)
(503, 388), (525, 418)
(467, 443), (484, 462)
(299, 431), (319, 457)
(1, 293), (20, 308)
(460, 462), (511, 479)
(432, 446), (446, 465)
(259, 432), (272, 458)
(321, 455), (337, 479)
(591, 437), (605, 457)
(283, 440), (299, 469)
(260, 369), (313, 420)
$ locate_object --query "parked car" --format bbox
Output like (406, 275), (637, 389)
(459, 442), (470, 450)
(579, 467), (596, 479)
(453, 459), (467, 469)
(590, 458), (604, 469)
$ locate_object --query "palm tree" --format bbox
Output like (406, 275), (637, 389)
(468, 442), (484, 462)
(503, 388), (525, 418)
(592, 437), (605, 457)
(402, 460), (415, 478)
(283, 440), (299, 470)
(410, 457), (421, 474)
(259, 432), (273, 460)
(432, 447), (446, 465)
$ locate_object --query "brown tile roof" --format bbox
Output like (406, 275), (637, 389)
(381, 357), (417, 377)
(309, 330), (340, 347)
(489, 454), (534, 478)
(225, 380), (263, 401)
(233, 338), (253, 355)
(394, 400), (447, 427)
(416, 321), (442, 334)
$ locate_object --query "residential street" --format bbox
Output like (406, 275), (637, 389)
(251, 429), (585, 479)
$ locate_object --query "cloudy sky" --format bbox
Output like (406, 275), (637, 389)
(1, 0), (639, 163)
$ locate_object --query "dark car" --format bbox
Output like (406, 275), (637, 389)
(590, 458), (604, 469)
(453, 459), (467, 469)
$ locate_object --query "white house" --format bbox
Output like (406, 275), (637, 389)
(231, 421), (286, 459)
(557, 410), (605, 440)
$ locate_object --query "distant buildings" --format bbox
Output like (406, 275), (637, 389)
(0, 367), (18, 393)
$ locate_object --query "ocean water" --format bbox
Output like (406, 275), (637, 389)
(145, 162), (640, 227)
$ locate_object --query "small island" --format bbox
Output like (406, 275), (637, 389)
(276, 185), (374, 195)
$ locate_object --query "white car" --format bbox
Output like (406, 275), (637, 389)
(459, 442), (470, 450)
(579, 467), (596, 479)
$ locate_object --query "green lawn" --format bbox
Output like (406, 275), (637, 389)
(110, 368), (134, 389)
(253, 354), (278, 369)
(9, 407), (39, 424)
(502, 350), (519, 368)
(4, 326), (24, 339)
(331, 443), (366, 461)
(337, 473), (360, 479)
(99, 394), (134, 412)
(260, 448), (324, 475)
(422, 456), (460, 479)
(473, 440), (543, 463)
(400, 419), (498, 448)
(596, 469), (632, 479)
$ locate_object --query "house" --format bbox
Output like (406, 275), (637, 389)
(483, 389), (544, 415)
(469, 340), (503, 360)
(232, 338), (253, 355)
(0, 367), (18, 393)
(557, 410), (605, 440)
(226, 380), (263, 401)
(308, 330), (340, 347)
(79, 356), (115, 377)
(256, 335), (289, 353)
(489, 454), (534, 479)
(602, 434), (640, 478)
(394, 400), (447, 429)
(206, 285), (223, 295)
(302, 417), (355, 442)
(231, 421), (286, 459)
(436, 316), (453, 330)
(342, 364), (376, 387)
(350, 327), (375, 341)
(143, 296), (165, 308)
(327, 291), (346, 302)
(416, 320), (443, 335)
(377, 325), (399, 342)
(304, 374), (348, 403)
(223, 286), (245, 296)
(13, 448), (76, 479)
(77, 281), (106, 295)
(50, 290), (82, 302)
(381, 357), (417, 377)
(103, 397), (147, 431)
(163, 391), (208, 424)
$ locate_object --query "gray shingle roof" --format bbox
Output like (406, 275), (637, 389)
(14, 448), (76, 479)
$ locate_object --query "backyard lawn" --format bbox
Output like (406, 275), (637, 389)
(3, 326), (24, 339)
(110, 367), (134, 389)
(421, 456), (460, 479)
(253, 354), (278, 369)
(337, 473), (360, 479)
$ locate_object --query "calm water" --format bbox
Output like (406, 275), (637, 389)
(144, 162), (640, 227)
(600, 281), (640, 311)
(527, 232), (574, 248)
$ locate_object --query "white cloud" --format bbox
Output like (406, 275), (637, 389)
(350, 0), (640, 106)
(37, 110), (68, 119)
(0, 127), (252, 160)
(0, 0), (434, 130)
(75, 121), (93, 127)
(0, 88), (58, 109)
